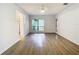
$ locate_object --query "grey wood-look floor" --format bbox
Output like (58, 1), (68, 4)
(2, 33), (79, 55)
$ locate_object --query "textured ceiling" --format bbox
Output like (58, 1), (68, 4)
(17, 3), (72, 15)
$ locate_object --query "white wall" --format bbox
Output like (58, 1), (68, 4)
(57, 4), (79, 45)
(0, 3), (29, 54)
(29, 15), (56, 33)
(0, 4), (19, 54)
(24, 14), (29, 35)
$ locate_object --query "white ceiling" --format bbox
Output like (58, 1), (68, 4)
(17, 3), (72, 15)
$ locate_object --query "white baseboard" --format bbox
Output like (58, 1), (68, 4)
(57, 33), (79, 46)
(0, 39), (20, 55)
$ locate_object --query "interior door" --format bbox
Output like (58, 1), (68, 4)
(16, 10), (24, 40)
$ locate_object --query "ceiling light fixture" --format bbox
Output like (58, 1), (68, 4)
(41, 9), (45, 13)
(40, 5), (45, 13)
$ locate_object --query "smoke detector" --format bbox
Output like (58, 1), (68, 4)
(63, 3), (68, 5)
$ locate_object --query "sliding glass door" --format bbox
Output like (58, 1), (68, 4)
(32, 19), (44, 32)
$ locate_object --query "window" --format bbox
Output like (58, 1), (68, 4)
(32, 19), (44, 32)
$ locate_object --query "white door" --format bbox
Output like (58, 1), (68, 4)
(16, 10), (24, 40)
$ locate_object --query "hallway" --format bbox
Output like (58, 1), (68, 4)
(2, 33), (79, 55)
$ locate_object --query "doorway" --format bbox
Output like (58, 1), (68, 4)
(32, 19), (44, 33)
(16, 10), (24, 40)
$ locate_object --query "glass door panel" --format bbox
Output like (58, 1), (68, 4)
(32, 19), (44, 32)
(39, 19), (44, 32)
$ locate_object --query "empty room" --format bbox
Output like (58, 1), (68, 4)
(0, 3), (79, 55)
